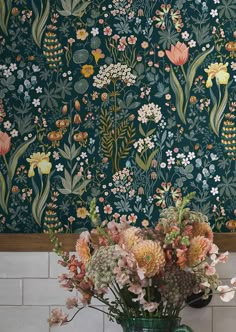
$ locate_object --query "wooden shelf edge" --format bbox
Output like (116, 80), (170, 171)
(0, 233), (235, 252)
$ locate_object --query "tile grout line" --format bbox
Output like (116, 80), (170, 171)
(22, 278), (24, 306)
(48, 252), (50, 278)
(211, 306), (213, 332)
(48, 305), (50, 332)
(103, 305), (105, 332)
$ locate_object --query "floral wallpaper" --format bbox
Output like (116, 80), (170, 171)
(0, 0), (236, 234)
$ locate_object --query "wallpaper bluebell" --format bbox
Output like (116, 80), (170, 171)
(0, 0), (236, 233)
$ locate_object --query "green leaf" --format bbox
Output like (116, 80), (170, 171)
(72, 174), (82, 189)
(0, 169), (8, 214)
(146, 128), (156, 137)
(209, 89), (219, 136)
(135, 149), (158, 171)
(145, 149), (159, 170)
(170, 66), (185, 124)
(0, 0), (12, 36)
(73, 1), (90, 17)
(135, 153), (147, 171)
(31, 178), (40, 225)
(9, 136), (36, 184)
(184, 46), (214, 117)
(58, 188), (71, 195)
(139, 123), (146, 137)
(135, 63), (145, 75)
(215, 84), (229, 136)
(72, 179), (90, 195)
(37, 173), (51, 222)
(57, 0), (90, 17)
(32, 0), (50, 48)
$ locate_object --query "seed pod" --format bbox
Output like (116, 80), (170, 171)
(74, 100), (81, 111)
(74, 113), (82, 124)
(62, 104), (68, 115)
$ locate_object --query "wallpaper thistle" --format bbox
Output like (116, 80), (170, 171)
(0, 0), (236, 233)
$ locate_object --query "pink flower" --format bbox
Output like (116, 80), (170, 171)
(218, 251), (229, 263)
(231, 277), (236, 287)
(128, 35), (137, 45)
(68, 38), (75, 45)
(165, 42), (189, 66)
(0, 131), (11, 155)
(143, 302), (158, 312)
(141, 41), (149, 49)
(120, 215), (127, 223)
(118, 44), (126, 51)
(204, 263), (216, 276)
(104, 204), (113, 214)
(128, 213), (137, 224)
(66, 297), (78, 309)
(112, 34), (120, 42)
(209, 243), (219, 255)
(120, 36), (127, 46)
(113, 213), (120, 220)
(116, 273), (130, 286)
(103, 26), (112, 36)
(218, 285), (235, 302)
(48, 309), (68, 327)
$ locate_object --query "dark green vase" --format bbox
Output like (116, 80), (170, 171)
(119, 317), (182, 332)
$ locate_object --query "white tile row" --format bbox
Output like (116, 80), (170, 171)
(0, 305), (235, 332)
(0, 252), (77, 278)
(1, 252), (236, 331)
(0, 251), (235, 279)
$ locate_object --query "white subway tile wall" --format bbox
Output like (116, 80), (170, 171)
(0, 252), (236, 332)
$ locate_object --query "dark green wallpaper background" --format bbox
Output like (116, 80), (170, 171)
(0, 0), (236, 233)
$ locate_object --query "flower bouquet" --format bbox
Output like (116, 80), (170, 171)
(49, 193), (236, 332)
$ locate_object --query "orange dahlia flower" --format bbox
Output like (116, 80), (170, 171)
(76, 238), (91, 264)
(191, 222), (213, 242)
(187, 236), (211, 267)
(132, 240), (166, 277)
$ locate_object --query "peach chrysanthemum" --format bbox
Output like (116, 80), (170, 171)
(132, 240), (165, 277)
(76, 238), (91, 265)
(119, 227), (141, 250)
(187, 236), (211, 267)
(191, 222), (213, 242)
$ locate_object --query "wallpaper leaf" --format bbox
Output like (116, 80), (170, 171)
(31, 0), (50, 48)
(0, 0), (235, 233)
(0, 0), (12, 36)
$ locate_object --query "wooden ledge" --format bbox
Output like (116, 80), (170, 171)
(0, 233), (236, 252)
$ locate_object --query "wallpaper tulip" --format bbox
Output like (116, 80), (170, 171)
(0, 0), (236, 234)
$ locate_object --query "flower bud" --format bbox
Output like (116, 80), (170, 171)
(74, 100), (81, 111)
(62, 105), (68, 115)
(12, 7), (19, 15)
(74, 113), (82, 124)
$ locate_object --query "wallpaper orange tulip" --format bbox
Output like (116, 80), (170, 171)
(0, 132), (11, 156)
(165, 42), (189, 66)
